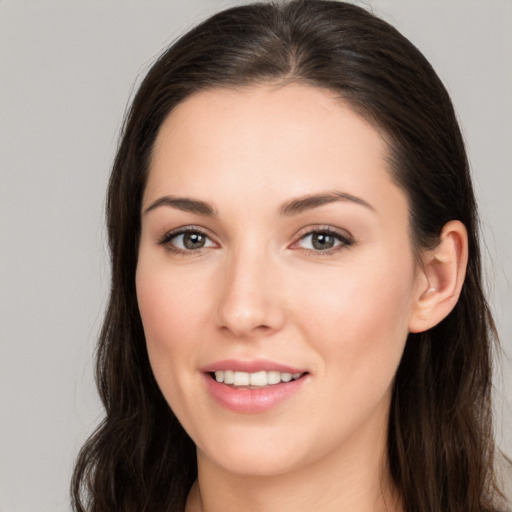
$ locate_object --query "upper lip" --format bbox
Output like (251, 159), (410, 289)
(202, 359), (307, 374)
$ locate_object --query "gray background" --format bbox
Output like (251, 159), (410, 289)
(0, 1), (510, 510)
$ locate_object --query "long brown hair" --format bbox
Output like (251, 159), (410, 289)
(72, 1), (506, 510)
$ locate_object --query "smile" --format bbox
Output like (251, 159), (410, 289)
(213, 370), (304, 387)
(203, 362), (310, 413)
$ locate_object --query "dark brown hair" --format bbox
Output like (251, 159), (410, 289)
(72, 1), (506, 511)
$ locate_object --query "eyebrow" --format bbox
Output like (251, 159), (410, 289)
(280, 191), (375, 216)
(143, 196), (217, 216)
(143, 190), (374, 217)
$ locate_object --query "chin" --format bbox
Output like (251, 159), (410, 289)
(194, 423), (327, 478)
(206, 447), (306, 477)
(191, 396), (393, 483)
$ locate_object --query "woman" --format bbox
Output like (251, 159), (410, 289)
(72, 1), (510, 511)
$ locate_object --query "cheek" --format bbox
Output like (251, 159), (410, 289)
(135, 262), (211, 399)
(137, 276), (199, 344)
(283, 256), (416, 456)
(295, 252), (416, 384)
(136, 251), (218, 341)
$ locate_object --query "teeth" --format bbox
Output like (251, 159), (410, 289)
(281, 372), (292, 382)
(224, 370), (234, 384)
(233, 371), (250, 386)
(213, 370), (304, 387)
(249, 371), (267, 386)
(267, 371), (281, 385)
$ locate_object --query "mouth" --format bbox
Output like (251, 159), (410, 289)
(202, 361), (310, 413)
(209, 370), (307, 389)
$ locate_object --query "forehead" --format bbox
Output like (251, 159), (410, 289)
(145, 84), (400, 214)
(152, 84), (386, 163)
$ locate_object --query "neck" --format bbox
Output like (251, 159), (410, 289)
(186, 414), (402, 512)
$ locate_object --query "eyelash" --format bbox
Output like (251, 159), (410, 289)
(292, 226), (355, 255)
(157, 226), (354, 256)
(157, 226), (215, 257)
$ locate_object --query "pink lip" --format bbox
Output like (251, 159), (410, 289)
(202, 360), (309, 414)
(202, 359), (305, 374)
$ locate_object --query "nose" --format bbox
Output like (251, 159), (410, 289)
(214, 248), (286, 339)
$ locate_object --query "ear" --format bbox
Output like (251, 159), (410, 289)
(409, 220), (468, 333)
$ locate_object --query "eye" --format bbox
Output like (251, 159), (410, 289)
(294, 228), (353, 253)
(159, 228), (216, 253)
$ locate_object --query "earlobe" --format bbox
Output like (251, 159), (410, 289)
(409, 220), (468, 333)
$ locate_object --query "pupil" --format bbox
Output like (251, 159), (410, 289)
(312, 233), (334, 250)
(184, 232), (205, 249)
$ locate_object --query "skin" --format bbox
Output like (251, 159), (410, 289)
(136, 84), (467, 512)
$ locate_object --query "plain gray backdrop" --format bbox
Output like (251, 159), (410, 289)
(0, 1), (511, 510)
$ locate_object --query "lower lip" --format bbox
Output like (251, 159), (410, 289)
(203, 373), (308, 414)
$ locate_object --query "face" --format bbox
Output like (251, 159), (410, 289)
(136, 84), (423, 477)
